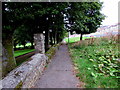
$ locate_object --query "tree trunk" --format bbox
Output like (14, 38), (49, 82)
(70, 31), (73, 35)
(23, 43), (26, 49)
(57, 32), (59, 44)
(80, 33), (83, 40)
(14, 43), (17, 51)
(45, 30), (49, 52)
(55, 32), (57, 44)
(50, 32), (53, 45)
(30, 41), (34, 49)
(2, 36), (16, 77)
(13, 40), (18, 50)
(68, 31), (70, 44)
(54, 35), (56, 44)
(53, 31), (56, 45)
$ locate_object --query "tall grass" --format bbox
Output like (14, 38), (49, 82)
(69, 35), (120, 88)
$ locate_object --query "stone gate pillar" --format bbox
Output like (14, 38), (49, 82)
(34, 33), (45, 54)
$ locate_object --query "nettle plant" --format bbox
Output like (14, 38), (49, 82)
(88, 49), (120, 79)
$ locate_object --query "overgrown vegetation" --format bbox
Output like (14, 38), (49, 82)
(69, 35), (120, 88)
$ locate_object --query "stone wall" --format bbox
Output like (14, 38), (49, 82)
(1, 53), (48, 88)
(0, 43), (60, 89)
(34, 34), (45, 54)
(46, 44), (60, 61)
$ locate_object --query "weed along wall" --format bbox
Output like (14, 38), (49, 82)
(1, 33), (48, 88)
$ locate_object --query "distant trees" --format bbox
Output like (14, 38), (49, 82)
(2, 2), (104, 76)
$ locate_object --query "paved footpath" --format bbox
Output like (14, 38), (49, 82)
(34, 45), (80, 88)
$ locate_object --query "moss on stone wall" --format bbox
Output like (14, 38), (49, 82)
(15, 81), (23, 88)
(46, 43), (60, 62)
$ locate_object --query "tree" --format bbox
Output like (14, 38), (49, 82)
(66, 2), (105, 40)
(14, 25), (28, 49)
(2, 2), (68, 76)
(2, 2), (39, 76)
(2, 3), (22, 75)
(2, 2), (104, 77)
(12, 2), (68, 51)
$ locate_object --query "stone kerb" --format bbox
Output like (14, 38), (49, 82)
(1, 53), (48, 88)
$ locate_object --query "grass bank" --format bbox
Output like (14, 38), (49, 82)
(14, 49), (35, 57)
(69, 35), (120, 88)
(64, 36), (92, 43)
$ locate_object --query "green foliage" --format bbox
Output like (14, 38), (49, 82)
(69, 37), (119, 88)
(14, 25), (28, 47)
(3, 2), (104, 46)
(15, 81), (23, 88)
(2, 2), (105, 75)
(66, 2), (105, 39)
(2, 2), (68, 75)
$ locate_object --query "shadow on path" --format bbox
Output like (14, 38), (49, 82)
(34, 44), (80, 88)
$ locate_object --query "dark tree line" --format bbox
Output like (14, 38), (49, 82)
(2, 2), (104, 76)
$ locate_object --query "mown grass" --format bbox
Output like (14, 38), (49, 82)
(69, 35), (120, 88)
(16, 43), (32, 48)
(14, 49), (35, 57)
(64, 36), (92, 43)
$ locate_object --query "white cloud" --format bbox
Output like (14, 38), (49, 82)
(100, 0), (119, 26)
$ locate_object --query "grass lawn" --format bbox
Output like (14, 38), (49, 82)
(69, 37), (119, 88)
(64, 36), (92, 43)
(16, 43), (32, 48)
(14, 49), (35, 57)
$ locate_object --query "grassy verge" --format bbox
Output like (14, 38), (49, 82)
(64, 36), (92, 43)
(14, 49), (35, 57)
(69, 36), (120, 88)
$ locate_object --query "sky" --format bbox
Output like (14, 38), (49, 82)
(100, 0), (119, 26)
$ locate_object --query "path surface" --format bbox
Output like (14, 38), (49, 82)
(34, 45), (80, 88)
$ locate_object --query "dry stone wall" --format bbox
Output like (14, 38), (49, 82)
(1, 54), (48, 88)
(34, 34), (45, 54)
(1, 33), (60, 89)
